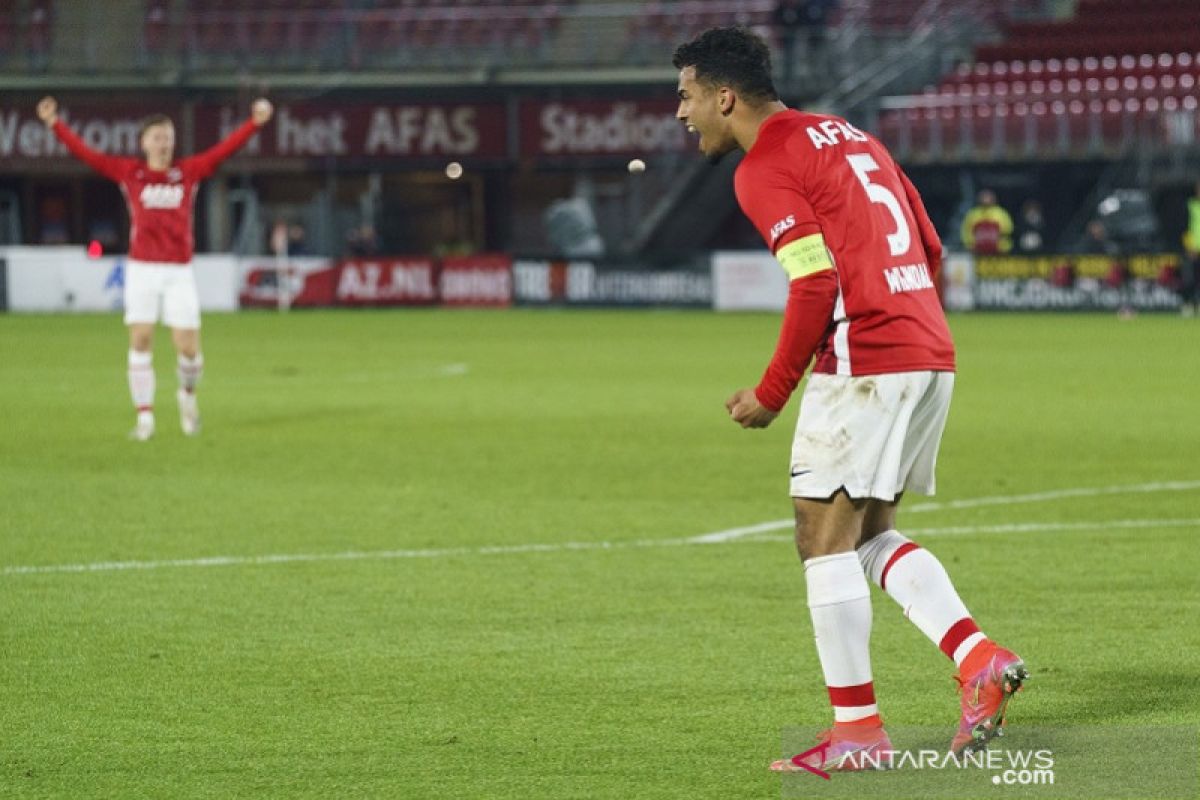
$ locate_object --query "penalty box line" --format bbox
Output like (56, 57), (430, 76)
(690, 479), (1200, 543)
(5, 518), (1199, 577)
(4, 481), (1200, 577)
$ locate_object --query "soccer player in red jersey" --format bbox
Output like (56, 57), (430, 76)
(36, 96), (273, 440)
(672, 28), (1028, 770)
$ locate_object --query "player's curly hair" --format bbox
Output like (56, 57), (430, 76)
(672, 27), (778, 103)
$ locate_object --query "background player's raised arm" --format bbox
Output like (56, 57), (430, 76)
(184, 98), (273, 179)
(38, 95), (132, 181)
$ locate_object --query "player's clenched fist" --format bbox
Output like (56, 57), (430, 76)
(251, 99), (273, 126)
(36, 96), (58, 127)
(726, 387), (778, 429)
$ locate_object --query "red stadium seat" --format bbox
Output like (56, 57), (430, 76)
(143, 1), (169, 54)
(973, 103), (1002, 156)
(251, 11), (288, 54)
(908, 106), (937, 159)
(1099, 97), (1125, 146)
(28, 1), (53, 56)
(1027, 100), (1051, 151)
(938, 105), (962, 157)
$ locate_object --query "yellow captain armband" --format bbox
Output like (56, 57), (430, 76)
(776, 233), (833, 281)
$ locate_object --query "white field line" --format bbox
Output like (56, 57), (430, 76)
(903, 480), (1200, 513)
(690, 479), (1200, 543)
(732, 517), (1200, 545)
(3, 481), (1198, 577)
(4, 516), (1198, 577)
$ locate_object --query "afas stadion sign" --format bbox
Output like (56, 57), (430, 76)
(194, 104), (508, 159)
(1, 99), (686, 164)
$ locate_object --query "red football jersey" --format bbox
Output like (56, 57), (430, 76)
(52, 118), (261, 264)
(735, 109), (955, 377)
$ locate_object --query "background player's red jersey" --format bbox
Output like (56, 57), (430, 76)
(51, 119), (261, 264)
(735, 109), (955, 378)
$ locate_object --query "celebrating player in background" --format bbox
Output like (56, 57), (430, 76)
(37, 96), (273, 440)
(672, 28), (1027, 772)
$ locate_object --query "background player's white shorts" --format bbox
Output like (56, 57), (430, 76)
(124, 259), (201, 329)
(789, 371), (954, 501)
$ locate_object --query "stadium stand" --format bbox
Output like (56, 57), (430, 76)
(863, 0), (1023, 31)
(16, 0), (1046, 80)
(623, 1), (776, 65)
(877, 0), (1200, 160)
(8, 0), (1194, 260)
(353, 1), (563, 69)
(177, 0), (567, 71)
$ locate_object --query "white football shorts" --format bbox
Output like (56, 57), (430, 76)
(788, 370), (955, 501)
(124, 259), (201, 329)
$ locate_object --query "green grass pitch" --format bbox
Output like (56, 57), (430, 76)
(1, 310), (1198, 799)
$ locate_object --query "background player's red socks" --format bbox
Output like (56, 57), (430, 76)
(128, 349), (155, 413)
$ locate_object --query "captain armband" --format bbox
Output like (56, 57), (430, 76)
(776, 233), (834, 281)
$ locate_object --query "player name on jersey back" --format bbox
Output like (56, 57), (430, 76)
(798, 116), (937, 297)
(804, 118), (869, 150)
(883, 262), (936, 295)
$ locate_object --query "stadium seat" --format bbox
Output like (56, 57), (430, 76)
(250, 11), (288, 58)
(143, 0), (170, 57)
(27, 0), (53, 66)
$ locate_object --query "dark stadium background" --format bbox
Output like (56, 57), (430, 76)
(2, 0), (1197, 278)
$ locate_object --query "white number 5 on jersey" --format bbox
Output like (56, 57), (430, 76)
(847, 153), (911, 257)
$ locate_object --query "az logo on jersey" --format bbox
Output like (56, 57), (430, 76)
(140, 184), (185, 209)
(770, 214), (796, 243)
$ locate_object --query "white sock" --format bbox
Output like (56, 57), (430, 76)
(177, 352), (204, 394)
(858, 530), (988, 667)
(805, 552), (879, 723)
(127, 349), (155, 413)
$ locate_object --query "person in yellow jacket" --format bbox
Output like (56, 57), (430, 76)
(1186, 182), (1200, 251)
(1182, 181), (1200, 316)
(961, 189), (1013, 254)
